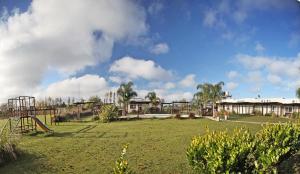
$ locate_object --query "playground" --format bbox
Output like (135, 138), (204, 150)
(0, 96), (299, 173)
(0, 113), (299, 173)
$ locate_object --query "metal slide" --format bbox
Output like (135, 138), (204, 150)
(30, 116), (53, 133)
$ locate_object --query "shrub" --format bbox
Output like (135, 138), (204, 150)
(253, 110), (262, 116)
(187, 123), (300, 173)
(291, 112), (300, 119)
(254, 123), (300, 172)
(271, 112), (277, 118)
(99, 105), (118, 123)
(229, 110), (237, 117)
(187, 128), (256, 173)
(92, 115), (100, 121)
(189, 113), (195, 119)
(175, 114), (181, 119)
(113, 144), (133, 174)
(0, 120), (19, 165)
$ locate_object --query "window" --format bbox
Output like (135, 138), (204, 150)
(271, 106), (275, 112)
(130, 104), (136, 109)
(285, 106), (292, 113)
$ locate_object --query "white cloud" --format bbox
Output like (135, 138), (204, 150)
(35, 74), (109, 99)
(227, 71), (239, 79)
(255, 42), (265, 52)
(0, 0), (147, 102)
(179, 74), (196, 88)
(237, 53), (300, 79)
(234, 53), (300, 94)
(247, 71), (263, 83)
(109, 76), (124, 84)
(164, 82), (176, 89)
(150, 42), (169, 54)
(226, 82), (239, 91)
(289, 33), (300, 47)
(267, 74), (282, 85)
(109, 56), (173, 81)
(203, 10), (217, 27)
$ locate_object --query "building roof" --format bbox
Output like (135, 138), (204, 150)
(219, 98), (300, 104)
(129, 97), (151, 104)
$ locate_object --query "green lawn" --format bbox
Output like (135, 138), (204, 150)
(0, 116), (296, 173)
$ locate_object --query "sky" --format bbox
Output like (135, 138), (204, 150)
(0, 0), (300, 103)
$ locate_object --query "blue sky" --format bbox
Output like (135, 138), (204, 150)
(0, 0), (300, 102)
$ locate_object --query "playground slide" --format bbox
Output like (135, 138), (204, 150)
(30, 116), (53, 132)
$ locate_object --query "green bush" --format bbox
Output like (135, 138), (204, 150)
(113, 144), (133, 174)
(254, 123), (300, 172)
(291, 112), (300, 119)
(253, 110), (262, 116)
(0, 120), (19, 165)
(99, 105), (118, 123)
(187, 123), (300, 173)
(91, 115), (100, 121)
(187, 128), (256, 173)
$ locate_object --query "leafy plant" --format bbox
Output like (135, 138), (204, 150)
(187, 128), (256, 173)
(291, 112), (299, 119)
(91, 115), (100, 121)
(113, 144), (133, 174)
(253, 110), (262, 116)
(254, 123), (300, 173)
(0, 120), (19, 165)
(189, 113), (196, 119)
(117, 82), (137, 116)
(99, 105), (118, 123)
(187, 123), (300, 173)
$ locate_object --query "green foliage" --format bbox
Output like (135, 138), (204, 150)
(187, 128), (256, 173)
(187, 123), (300, 173)
(145, 92), (160, 108)
(195, 82), (225, 116)
(0, 120), (19, 165)
(291, 112), (300, 119)
(255, 123), (300, 172)
(91, 115), (100, 121)
(117, 82), (137, 115)
(296, 88), (300, 99)
(253, 110), (262, 116)
(99, 105), (118, 123)
(113, 144), (133, 174)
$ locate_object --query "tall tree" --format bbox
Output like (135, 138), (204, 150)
(297, 88), (300, 99)
(195, 82), (225, 117)
(145, 92), (160, 108)
(117, 82), (137, 116)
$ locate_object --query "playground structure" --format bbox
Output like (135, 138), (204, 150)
(160, 101), (192, 115)
(8, 96), (53, 133)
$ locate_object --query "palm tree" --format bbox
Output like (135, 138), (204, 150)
(210, 82), (225, 117)
(145, 92), (160, 112)
(297, 88), (300, 99)
(117, 82), (137, 116)
(195, 82), (225, 117)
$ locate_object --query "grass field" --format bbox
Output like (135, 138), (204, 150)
(0, 116), (297, 173)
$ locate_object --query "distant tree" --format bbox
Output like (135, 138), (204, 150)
(87, 96), (102, 109)
(117, 82), (137, 116)
(297, 88), (300, 99)
(145, 92), (160, 108)
(67, 97), (71, 106)
(195, 82), (225, 117)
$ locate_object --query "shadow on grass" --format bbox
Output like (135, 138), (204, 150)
(0, 150), (56, 173)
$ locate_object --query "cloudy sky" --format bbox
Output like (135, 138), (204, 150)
(0, 0), (300, 103)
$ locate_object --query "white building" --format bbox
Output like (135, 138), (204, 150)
(218, 98), (300, 116)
